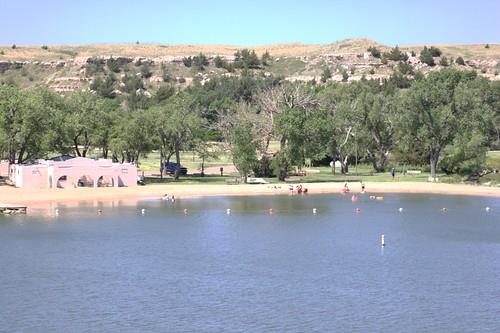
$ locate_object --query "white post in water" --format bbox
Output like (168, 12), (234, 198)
(141, 208), (145, 215)
(381, 234), (385, 247)
(226, 208), (231, 215)
(313, 208), (317, 215)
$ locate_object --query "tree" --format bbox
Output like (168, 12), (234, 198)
(367, 46), (381, 58)
(384, 45), (408, 62)
(397, 69), (479, 180)
(341, 70), (349, 82)
(106, 58), (121, 73)
(214, 56), (225, 68)
(261, 51), (272, 66)
(192, 53), (209, 71)
(439, 56), (449, 67)
(182, 56), (192, 67)
(230, 124), (259, 183)
(320, 67), (332, 83)
(0, 85), (59, 164)
(148, 94), (203, 180)
(419, 46), (435, 66)
(456, 56), (465, 65)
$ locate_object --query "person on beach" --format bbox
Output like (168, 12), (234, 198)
(361, 182), (365, 193)
(391, 167), (396, 180)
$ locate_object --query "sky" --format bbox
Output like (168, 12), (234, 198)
(1, 0), (499, 46)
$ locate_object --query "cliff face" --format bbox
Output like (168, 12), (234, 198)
(1, 39), (499, 94)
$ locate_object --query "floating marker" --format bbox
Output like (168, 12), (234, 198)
(381, 234), (385, 247)
(268, 208), (273, 215)
(351, 195), (358, 202)
(226, 208), (231, 215)
(97, 209), (102, 215)
(312, 208), (317, 215)
(141, 208), (145, 215)
(54, 208), (59, 216)
(355, 208), (361, 213)
(485, 207), (491, 212)
(183, 208), (188, 215)
(441, 207), (448, 212)
(398, 207), (403, 213)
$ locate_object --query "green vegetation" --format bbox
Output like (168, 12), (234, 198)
(320, 67), (332, 83)
(456, 56), (465, 65)
(0, 68), (498, 186)
(367, 46), (381, 58)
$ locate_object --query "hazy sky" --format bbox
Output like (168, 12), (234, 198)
(1, 0), (499, 45)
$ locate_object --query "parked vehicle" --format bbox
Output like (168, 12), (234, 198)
(164, 162), (187, 176)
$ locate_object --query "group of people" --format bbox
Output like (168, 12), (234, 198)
(161, 194), (175, 202)
(289, 184), (308, 194)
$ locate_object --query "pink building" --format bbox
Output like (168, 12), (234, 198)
(10, 157), (137, 189)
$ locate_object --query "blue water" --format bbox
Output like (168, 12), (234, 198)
(0, 194), (499, 332)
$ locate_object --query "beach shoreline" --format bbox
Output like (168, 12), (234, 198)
(1, 181), (499, 210)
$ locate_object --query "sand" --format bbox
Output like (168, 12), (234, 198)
(1, 182), (499, 210)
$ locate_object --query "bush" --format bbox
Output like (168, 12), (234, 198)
(384, 45), (408, 62)
(140, 64), (152, 79)
(428, 46), (442, 57)
(178, 77), (186, 84)
(411, 50), (416, 57)
(261, 51), (272, 66)
(11, 44), (16, 49)
(455, 56), (465, 65)
(397, 61), (414, 75)
(481, 68), (487, 74)
(381, 56), (388, 65)
(485, 44), (490, 49)
(439, 56), (449, 67)
(320, 67), (332, 83)
(0, 50), (4, 55)
(214, 55), (225, 68)
(41, 45), (48, 50)
(369, 68), (375, 75)
(182, 56), (192, 68)
(106, 58), (121, 73)
(192, 53), (209, 71)
(367, 46), (381, 58)
(350, 67), (355, 75)
(419, 46), (435, 66)
(341, 70), (349, 82)
(234, 49), (261, 69)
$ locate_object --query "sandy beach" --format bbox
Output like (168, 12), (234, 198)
(1, 181), (499, 209)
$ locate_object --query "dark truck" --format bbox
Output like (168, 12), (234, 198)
(164, 162), (188, 176)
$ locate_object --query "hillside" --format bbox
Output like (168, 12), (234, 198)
(0, 38), (499, 93)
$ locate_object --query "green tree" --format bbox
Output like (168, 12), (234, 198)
(439, 56), (449, 67)
(419, 46), (436, 66)
(367, 46), (381, 58)
(230, 124), (259, 183)
(456, 56), (465, 65)
(397, 69), (480, 179)
(320, 67), (332, 83)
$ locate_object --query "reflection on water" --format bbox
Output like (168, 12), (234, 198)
(0, 194), (499, 332)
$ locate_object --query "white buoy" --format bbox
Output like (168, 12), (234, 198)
(141, 208), (145, 215)
(313, 208), (317, 215)
(485, 207), (491, 212)
(398, 207), (403, 213)
(226, 208), (231, 215)
(55, 208), (59, 216)
(381, 234), (385, 247)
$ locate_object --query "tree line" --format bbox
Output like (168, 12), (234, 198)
(0, 68), (498, 181)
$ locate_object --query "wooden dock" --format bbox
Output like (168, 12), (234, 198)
(0, 204), (27, 215)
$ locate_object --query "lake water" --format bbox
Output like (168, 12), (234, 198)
(0, 193), (499, 332)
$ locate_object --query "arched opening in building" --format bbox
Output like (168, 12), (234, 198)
(77, 175), (94, 187)
(57, 175), (69, 188)
(97, 175), (114, 187)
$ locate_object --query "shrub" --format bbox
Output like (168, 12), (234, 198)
(381, 56), (388, 65)
(182, 56), (192, 68)
(41, 45), (48, 50)
(234, 49), (261, 69)
(419, 46), (435, 66)
(350, 67), (355, 75)
(485, 44), (490, 49)
(456, 56), (465, 65)
(192, 52), (209, 71)
(411, 50), (416, 57)
(439, 56), (449, 67)
(384, 45), (408, 62)
(140, 64), (152, 79)
(341, 70), (349, 82)
(397, 61), (414, 75)
(11, 44), (16, 49)
(428, 46), (442, 57)
(367, 46), (381, 58)
(369, 68), (375, 75)
(481, 68), (487, 74)
(178, 77), (186, 84)
(214, 56), (225, 68)
(106, 58), (121, 73)
(0, 50), (4, 55)
(261, 51), (272, 66)
(320, 67), (332, 83)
